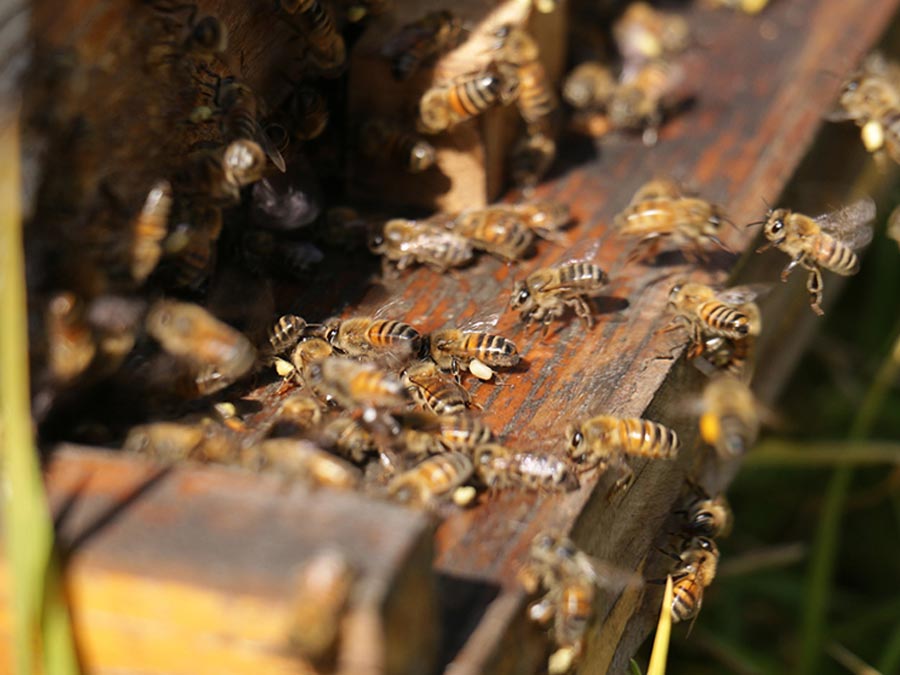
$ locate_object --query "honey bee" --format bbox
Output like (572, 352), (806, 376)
(123, 419), (240, 464)
(664, 536), (720, 626)
(510, 131), (557, 188)
(267, 314), (310, 355)
(45, 292), (96, 383)
(503, 200), (571, 242)
(428, 328), (519, 381)
(359, 119), (436, 173)
(612, 2), (690, 65)
(511, 262), (609, 333)
(615, 180), (730, 262)
(270, 393), (323, 434)
(246, 438), (361, 489)
(162, 204), (222, 290)
(563, 61), (617, 111)
(494, 25), (557, 133)
(678, 485), (733, 538)
(403, 360), (473, 415)
(387, 451), (474, 506)
(417, 63), (519, 135)
(180, 140), (267, 205)
(566, 415), (680, 491)
(381, 10), (464, 81)
(320, 416), (379, 463)
(287, 550), (355, 668)
(699, 376), (761, 458)
(285, 85), (329, 141)
(755, 198), (875, 316)
(145, 4), (228, 72)
(305, 356), (408, 410)
(692, 334), (757, 382)
(370, 219), (474, 273)
(665, 283), (764, 351)
(322, 316), (423, 361)
(396, 411), (493, 455)
(608, 59), (688, 146)
(278, 0), (347, 71)
(474, 444), (579, 492)
(145, 300), (257, 386)
(130, 180), (172, 283)
(285, 337), (334, 394)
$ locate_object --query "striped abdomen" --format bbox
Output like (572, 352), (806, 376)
(447, 73), (506, 119)
(366, 319), (421, 350)
(456, 213), (533, 259)
(555, 580), (595, 646)
(614, 418), (680, 460)
(388, 451), (473, 504)
(516, 61), (557, 127)
(671, 575), (701, 623)
(615, 199), (677, 235)
(812, 232), (860, 275)
(408, 371), (470, 414)
(697, 301), (752, 338)
(268, 314), (307, 354)
(439, 414), (492, 450)
(457, 332), (520, 367)
(347, 369), (406, 407)
(415, 231), (473, 268)
(557, 262), (608, 293)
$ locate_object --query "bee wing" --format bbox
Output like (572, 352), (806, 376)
(254, 125), (287, 173)
(714, 283), (772, 306)
(814, 198), (876, 250)
(582, 557), (645, 591)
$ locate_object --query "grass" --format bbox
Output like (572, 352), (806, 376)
(1, 109), (80, 674)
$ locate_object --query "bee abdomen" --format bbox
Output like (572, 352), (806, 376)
(620, 418), (679, 459)
(561, 262), (607, 289)
(671, 579), (700, 623)
(269, 314), (307, 353)
(699, 302), (750, 337)
(368, 320), (421, 348)
(815, 234), (859, 275)
(517, 63), (557, 126)
(440, 415), (492, 449)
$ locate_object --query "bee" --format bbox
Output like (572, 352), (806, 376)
(304, 356), (408, 410)
(417, 63), (519, 135)
(359, 119), (436, 173)
(287, 550), (355, 668)
(320, 416), (379, 463)
(615, 180), (730, 262)
(503, 200), (571, 243)
(123, 419), (240, 464)
(322, 316), (423, 361)
(45, 292), (96, 383)
(284, 337), (335, 393)
(403, 360), (473, 415)
(511, 262), (609, 333)
(246, 439), (361, 489)
(179, 140), (267, 205)
(612, 2), (690, 65)
(692, 334), (757, 382)
(755, 198), (875, 316)
(494, 25), (557, 133)
(267, 314), (309, 355)
(664, 536), (720, 626)
(563, 61), (617, 111)
(566, 415), (680, 491)
(145, 5), (228, 72)
(387, 451), (474, 506)
(145, 300), (257, 386)
(509, 131), (557, 188)
(665, 283), (763, 351)
(370, 219), (474, 273)
(608, 59), (688, 146)
(162, 204), (222, 290)
(396, 411), (493, 455)
(381, 10), (464, 81)
(678, 486), (733, 538)
(428, 328), (519, 381)
(698, 376), (760, 458)
(474, 444), (579, 492)
(285, 85), (329, 141)
(270, 393), (323, 434)
(279, 0), (346, 71)
(130, 180), (172, 283)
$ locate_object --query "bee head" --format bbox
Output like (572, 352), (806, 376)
(511, 281), (531, 310)
(566, 424), (587, 463)
(763, 209), (789, 242)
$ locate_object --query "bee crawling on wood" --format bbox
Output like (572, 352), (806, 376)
(752, 198), (875, 315)
(612, 2), (690, 65)
(369, 218), (474, 274)
(387, 451), (474, 507)
(417, 62), (519, 134)
(403, 359), (474, 415)
(473, 444), (579, 492)
(428, 327), (519, 381)
(510, 262), (609, 335)
(243, 438), (362, 489)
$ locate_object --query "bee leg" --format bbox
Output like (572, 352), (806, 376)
(780, 256), (802, 281)
(806, 267), (825, 316)
(571, 297), (594, 328)
(626, 236), (660, 264)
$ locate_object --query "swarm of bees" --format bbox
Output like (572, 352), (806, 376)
(19, 0), (887, 671)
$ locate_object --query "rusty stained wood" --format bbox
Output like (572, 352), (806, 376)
(0, 448), (438, 675)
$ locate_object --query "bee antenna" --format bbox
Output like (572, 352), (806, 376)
(744, 219), (766, 228)
(706, 235), (732, 253)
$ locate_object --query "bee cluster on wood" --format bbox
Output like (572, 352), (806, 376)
(18, 0), (890, 671)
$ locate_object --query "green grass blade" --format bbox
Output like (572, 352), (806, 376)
(647, 575), (673, 675)
(0, 108), (80, 675)
(878, 622), (900, 675)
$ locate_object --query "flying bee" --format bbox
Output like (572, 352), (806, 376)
(322, 316), (423, 361)
(692, 334), (757, 383)
(677, 485), (733, 538)
(661, 536), (720, 627)
(428, 328), (519, 381)
(278, 0), (346, 71)
(370, 219), (474, 273)
(417, 63), (519, 134)
(510, 131), (557, 188)
(615, 180), (730, 262)
(246, 439), (361, 489)
(395, 411), (493, 455)
(305, 356), (408, 410)
(698, 376), (761, 458)
(123, 419), (240, 464)
(613, 2), (690, 65)
(44, 292), (96, 384)
(130, 180), (172, 283)
(493, 24), (557, 133)
(359, 119), (436, 173)
(145, 300), (257, 386)
(320, 416), (379, 463)
(563, 61), (617, 111)
(287, 550), (355, 668)
(665, 283), (764, 353)
(502, 200), (571, 243)
(267, 314), (310, 355)
(474, 444), (579, 492)
(754, 198), (875, 316)
(387, 451), (474, 507)
(608, 59), (688, 146)
(381, 10), (464, 81)
(566, 415), (680, 491)
(511, 262), (609, 333)
(403, 360), (473, 415)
